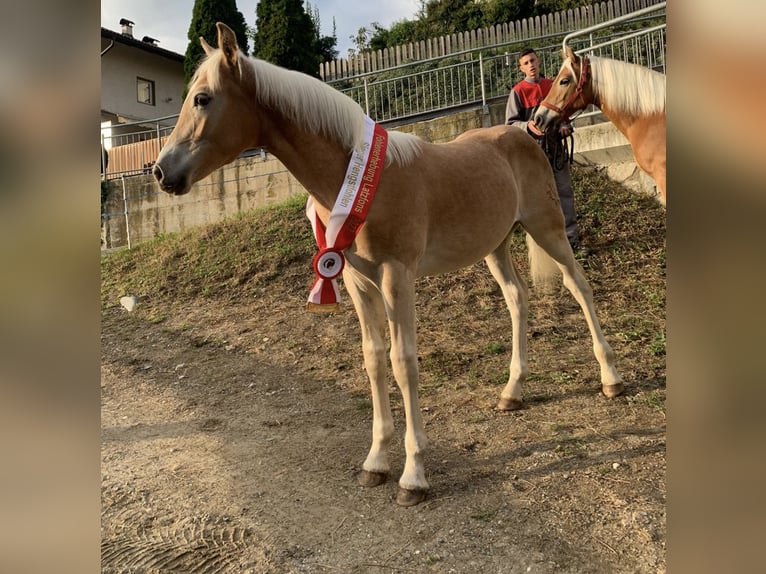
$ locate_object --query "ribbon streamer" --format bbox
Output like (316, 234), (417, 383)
(306, 117), (388, 313)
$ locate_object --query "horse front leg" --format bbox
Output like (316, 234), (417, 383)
(381, 265), (429, 506)
(343, 267), (394, 487)
(484, 241), (530, 411)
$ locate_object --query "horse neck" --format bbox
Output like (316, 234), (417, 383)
(594, 99), (642, 142)
(261, 112), (351, 212)
(588, 60), (651, 140)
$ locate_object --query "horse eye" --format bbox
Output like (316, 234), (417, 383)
(194, 93), (210, 108)
(560, 78), (571, 86)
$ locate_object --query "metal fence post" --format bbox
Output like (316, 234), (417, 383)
(101, 132), (107, 181)
(363, 77), (370, 117)
(479, 53), (487, 111)
(121, 175), (132, 250)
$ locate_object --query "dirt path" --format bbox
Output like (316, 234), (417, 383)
(101, 287), (665, 573)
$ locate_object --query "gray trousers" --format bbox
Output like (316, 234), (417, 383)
(552, 160), (578, 245)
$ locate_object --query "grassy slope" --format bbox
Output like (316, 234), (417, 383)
(102, 166), (666, 387)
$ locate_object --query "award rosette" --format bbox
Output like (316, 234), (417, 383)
(313, 248), (345, 280)
(306, 116), (387, 313)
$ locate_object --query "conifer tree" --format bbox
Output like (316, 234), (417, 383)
(307, 1), (339, 63)
(184, 0), (250, 89)
(252, 0), (321, 77)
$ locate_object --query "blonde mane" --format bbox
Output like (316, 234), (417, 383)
(584, 55), (665, 116)
(193, 50), (422, 167)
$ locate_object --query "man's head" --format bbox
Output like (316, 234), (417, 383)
(518, 48), (541, 81)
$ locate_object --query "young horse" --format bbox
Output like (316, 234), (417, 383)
(154, 23), (623, 506)
(534, 46), (666, 206)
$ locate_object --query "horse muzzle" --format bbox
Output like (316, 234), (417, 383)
(153, 162), (191, 196)
(533, 108), (557, 132)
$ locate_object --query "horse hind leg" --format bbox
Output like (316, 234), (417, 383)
(484, 238), (529, 411)
(524, 221), (624, 398)
(656, 170), (666, 207)
(343, 266), (394, 488)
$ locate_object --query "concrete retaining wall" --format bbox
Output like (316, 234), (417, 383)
(101, 105), (657, 250)
(101, 153), (304, 249)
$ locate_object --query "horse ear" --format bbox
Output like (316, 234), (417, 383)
(200, 36), (214, 56)
(565, 45), (578, 64)
(216, 22), (239, 69)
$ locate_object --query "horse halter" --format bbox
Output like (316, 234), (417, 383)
(539, 56), (591, 122)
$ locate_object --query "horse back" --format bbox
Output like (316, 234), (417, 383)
(354, 125), (557, 276)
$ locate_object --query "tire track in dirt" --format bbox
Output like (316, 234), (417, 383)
(102, 485), (266, 573)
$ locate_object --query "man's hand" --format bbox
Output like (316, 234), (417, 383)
(527, 120), (544, 136)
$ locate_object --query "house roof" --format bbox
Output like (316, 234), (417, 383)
(101, 27), (184, 62)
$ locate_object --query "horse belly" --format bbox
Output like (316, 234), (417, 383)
(417, 208), (517, 277)
(405, 132), (528, 276)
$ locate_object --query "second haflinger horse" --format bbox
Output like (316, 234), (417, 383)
(154, 23), (624, 506)
(534, 45), (667, 206)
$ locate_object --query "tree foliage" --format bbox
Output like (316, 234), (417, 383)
(307, 1), (339, 63)
(252, 0), (334, 77)
(533, 0), (593, 16)
(360, 0), (594, 53)
(184, 0), (249, 89)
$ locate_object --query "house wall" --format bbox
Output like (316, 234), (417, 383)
(101, 39), (184, 122)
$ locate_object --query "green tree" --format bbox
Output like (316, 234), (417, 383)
(482, 0), (536, 27)
(252, 0), (321, 76)
(364, 0), (539, 51)
(533, 0), (595, 17)
(369, 19), (419, 52)
(356, 0), (595, 52)
(349, 26), (371, 57)
(184, 0), (249, 89)
(421, 0), (484, 37)
(307, 1), (339, 63)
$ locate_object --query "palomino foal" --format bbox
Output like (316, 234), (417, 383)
(154, 23), (623, 506)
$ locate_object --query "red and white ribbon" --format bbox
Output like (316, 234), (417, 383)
(306, 116), (388, 312)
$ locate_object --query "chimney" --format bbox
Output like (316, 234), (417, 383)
(119, 18), (135, 38)
(142, 36), (159, 46)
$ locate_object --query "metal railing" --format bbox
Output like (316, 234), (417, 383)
(101, 115), (178, 180)
(328, 4), (666, 124)
(566, 2), (666, 73)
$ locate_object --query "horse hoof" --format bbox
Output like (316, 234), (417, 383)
(497, 397), (523, 411)
(396, 487), (427, 507)
(358, 470), (388, 488)
(602, 383), (624, 398)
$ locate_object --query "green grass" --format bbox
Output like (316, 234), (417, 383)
(486, 342), (506, 355)
(101, 194), (313, 307)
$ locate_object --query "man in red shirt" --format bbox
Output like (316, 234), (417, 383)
(506, 48), (582, 253)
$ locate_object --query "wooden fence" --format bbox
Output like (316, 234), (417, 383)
(320, 0), (664, 80)
(104, 137), (168, 179)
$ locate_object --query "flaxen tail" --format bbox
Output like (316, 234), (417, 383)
(526, 233), (560, 294)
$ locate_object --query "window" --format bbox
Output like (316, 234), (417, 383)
(137, 77), (155, 105)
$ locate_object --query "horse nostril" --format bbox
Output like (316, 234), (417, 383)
(152, 163), (164, 182)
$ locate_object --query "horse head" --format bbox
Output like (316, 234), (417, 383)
(534, 45), (592, 132)
(154, 23), (258, 195)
